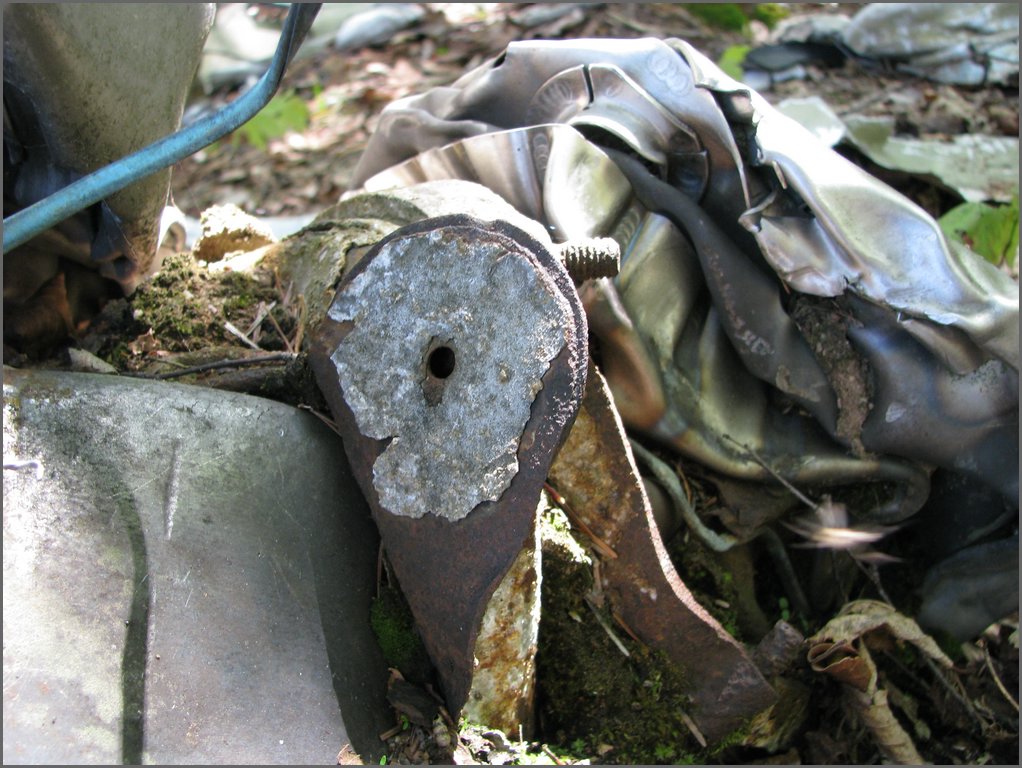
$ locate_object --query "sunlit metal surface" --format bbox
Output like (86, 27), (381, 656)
(352, 37), (1018, 522)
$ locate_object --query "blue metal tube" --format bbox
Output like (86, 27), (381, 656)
(2, 3), (321, 255)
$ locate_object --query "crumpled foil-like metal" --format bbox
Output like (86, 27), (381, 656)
(348, 36), (1019, 519)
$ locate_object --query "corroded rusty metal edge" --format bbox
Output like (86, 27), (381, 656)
(548, 363), (776, 743)
(309, 214), (588, 717)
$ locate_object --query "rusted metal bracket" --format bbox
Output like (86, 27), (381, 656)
(308, 213), (588, 720)
(548, 362), (776, 743)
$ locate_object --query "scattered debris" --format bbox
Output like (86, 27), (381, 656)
(191, 203), (277, 262)
(775, 95), (1020, 204)
(6, 4), (1018, 765)
(841, 3), (1019, 86)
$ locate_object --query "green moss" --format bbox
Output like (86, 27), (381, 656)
(686, 3), (748, 31)
(536, 538), (702, 765)
(752, 3), (789, 29)
(129, 251), (278, 350)
(668, 539), (746, 641)
(369, 586), (433, 684)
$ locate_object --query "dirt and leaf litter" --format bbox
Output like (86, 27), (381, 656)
(89, 3), (1018, 764)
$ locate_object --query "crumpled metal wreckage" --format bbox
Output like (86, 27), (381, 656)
(345, 35), (1018, 598)
(308, 35), (1018, 745)
(4, 27), (1019, 760)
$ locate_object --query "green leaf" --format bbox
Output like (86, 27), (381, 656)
(232, 89), (310, 151)
(939, 194), (1019, 270)
(717, 44), (750, 81)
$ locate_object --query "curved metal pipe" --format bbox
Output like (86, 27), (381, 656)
(2, 3), (321, 255)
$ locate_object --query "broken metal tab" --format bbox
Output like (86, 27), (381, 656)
(548, 363), (776, 743)
(309, 213), (587, 722)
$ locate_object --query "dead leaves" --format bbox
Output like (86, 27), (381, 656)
(808, 599), (954, 674)
(807, 600), (954, 764)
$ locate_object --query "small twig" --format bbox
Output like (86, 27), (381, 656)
(541, 744), (566, 766)
(590, 558), (605, 607)
(629, 439), (738, 552)
(678, 708), (707, 748)
(244, 300), (277, 337)
(757, 526), (812, 619)
(910, 650), (986, 730)
(611, 610), (645, 647)
(724, 433), (896, 561)
(3, 457), (44, 480)
(292, 293), (307, 351)
(297, 404), (343, 436)
(721, 433), (817, 509)
(136, 352), (296, 380)
(224, 320), (263, 350)
(856, 559), (895, 605)
(543, 483), (619, 560)
(437, 705), (455, 729)
(379, 724), (403, 741)
(265, 309), (294, 354)
(836, 89), (892, 116)
(606, 9), (703, 37)
(674, 460), (694, 506)
(585, 596), (630, 658)
(982, 640), (1019, 713)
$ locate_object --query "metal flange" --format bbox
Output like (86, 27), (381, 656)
(309, 213), (588, 718)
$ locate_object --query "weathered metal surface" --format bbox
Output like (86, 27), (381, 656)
(463, 516), (543, 735)
(548, 363), (776, 743)
(328, 227), (568, 521)
(3, 369), (390, 764)
(3, 4), (215, 294)
(348, 37), (1018, 530)
(309, 213), (587, 721)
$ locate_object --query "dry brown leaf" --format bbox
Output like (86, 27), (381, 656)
(806, 640), (873, 692)
(808, 599), (953, 669)
(806, 602), (948, 764)
(845, 673), (925, 765)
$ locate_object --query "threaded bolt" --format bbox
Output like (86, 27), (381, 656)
(557, 237), (621, 282)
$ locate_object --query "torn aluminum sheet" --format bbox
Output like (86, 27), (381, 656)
(774, 97), (1019, 204)
(349, 37), (1018, 524)
(750, 4), (1020, 88)
(842, 115), (1018, 204)
(346, 37), (1018, 646)
(841, 3), (1020, 87)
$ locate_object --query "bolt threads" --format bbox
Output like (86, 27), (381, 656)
(558, 238), (621, 281)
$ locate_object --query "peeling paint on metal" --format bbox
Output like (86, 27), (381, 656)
(328, 227), (567, 520)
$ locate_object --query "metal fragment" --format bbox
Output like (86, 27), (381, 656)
(548, 363), (776, 742)
(309, 211), (587, 725)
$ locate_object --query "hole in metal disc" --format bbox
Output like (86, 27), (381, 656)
(428, 345), (456, 379)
